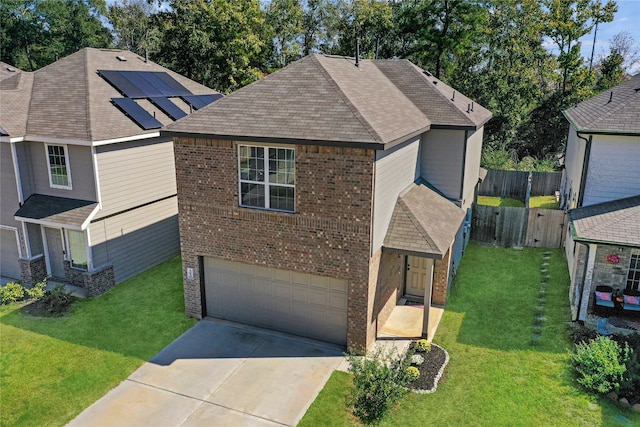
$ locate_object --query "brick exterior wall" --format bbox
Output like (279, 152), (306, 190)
(432, 247), (452, 306)
(19, 255), (47, 285)
(370, 249), (404, 341)
(174, 138), (375, 349)
(83, 265), (115, 297)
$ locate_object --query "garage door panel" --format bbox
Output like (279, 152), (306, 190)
(203, 258), (347, 345)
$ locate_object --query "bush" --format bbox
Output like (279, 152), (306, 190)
(415, 339), (431, 353)
(571, 336), (630, 394)
(406, 366), (420, 382)
(39, 285), (77, 316)
(26, 281), (47, 301)
(0, 282), (26, 304)
(411, 354), (424, 366)
(346, 345), (413, 424)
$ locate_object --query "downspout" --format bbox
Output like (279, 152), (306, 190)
(576, 132), (592, 208)
(459, 130), (469, 204)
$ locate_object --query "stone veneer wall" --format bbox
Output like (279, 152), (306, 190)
(592, 244), (634, 293)
(370, 249), (404, 343)
(64, 261), (85, 287)
(83, 265), (115, 297)
(19, 255), (47, 286)
(432, 247), (452, 306)
(174, 138), (375, 349)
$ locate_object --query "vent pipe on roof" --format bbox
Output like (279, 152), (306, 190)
(355, 39), (360, 68)
(471, 101), (474, 111)
(607, 91), (613, 103)
(467, 103), (471, 113)
(451, 91), (455, 101)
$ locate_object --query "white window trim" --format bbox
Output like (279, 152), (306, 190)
(627, 249), (640, 291)
(65, 229), (89, 271)
(45, 143), (73, 190)
(238, 145), (295, 212)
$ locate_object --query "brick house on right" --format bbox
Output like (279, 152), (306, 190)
(164, 54), (491, 349)
(561, 74), (640, 321)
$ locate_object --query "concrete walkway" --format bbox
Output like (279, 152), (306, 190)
(67, 320), (344, 427)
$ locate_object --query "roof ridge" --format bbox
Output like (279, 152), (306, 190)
(83, 48), (93, 141)
(400, 60), (471, 126)
(312, 55), (384, 143)
(398, 196), (440, 252)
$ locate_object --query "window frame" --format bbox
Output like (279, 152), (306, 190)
(66, 230), (88, 271)
(626, 249), (640, 291)
(45, 143), (73, 190)
(237, 144), (295, 213)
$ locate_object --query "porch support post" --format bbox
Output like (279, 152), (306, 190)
(422, 259), (434, 338)
(578, 243), (598, 321)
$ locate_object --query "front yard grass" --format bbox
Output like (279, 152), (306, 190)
(0, 257), (196, 427)
(300, 243), (640, 426)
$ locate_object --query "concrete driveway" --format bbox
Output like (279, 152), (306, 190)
(67, 320), (344, 426)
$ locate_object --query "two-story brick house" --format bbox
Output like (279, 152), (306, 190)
(164, 54), (491, 349)
(561, 74), (640, 320)
(0, 48), (219, 296)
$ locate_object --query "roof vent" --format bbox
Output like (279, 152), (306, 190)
(432, 81), (438, 85)
(635, 87), (640, 92)
(423, 70), (432, 77)
(116, 55), (127, 62)
(451, 91), (455, 101)
(607, 91), (613, 104)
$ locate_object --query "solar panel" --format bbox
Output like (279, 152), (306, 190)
(98, 70), (146, 98)
(111, 98), (163, 130)
(148, 97), (187, 121)
(119, 71), (164, 98)
(181, 94), (223, 110)
(155, 73), (193, 96)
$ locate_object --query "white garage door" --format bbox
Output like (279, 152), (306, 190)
(0, 229), (21, 280)
(203, 258), (348, 345)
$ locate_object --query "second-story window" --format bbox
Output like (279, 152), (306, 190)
(46, 144), (72, 189)
(238, 145), (295, 212)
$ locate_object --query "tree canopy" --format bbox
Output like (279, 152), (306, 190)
(1, 0), (636, 170)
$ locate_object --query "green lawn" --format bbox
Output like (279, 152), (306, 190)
(530, 195), (560, 209)
(0, 257), (197, 427)
(300, 243), (640, 426)
(477, 195), (525, 207)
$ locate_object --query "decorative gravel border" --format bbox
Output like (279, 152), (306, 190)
(406, 343), (450, 394)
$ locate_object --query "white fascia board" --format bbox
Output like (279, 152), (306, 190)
(92, 132), (162, 146)
(15, 216), (84, 231)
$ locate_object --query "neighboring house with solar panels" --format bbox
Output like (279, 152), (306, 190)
(561, 73), (640, 321)
(163, 54), (491, 349)
(0, 48), (220, 295)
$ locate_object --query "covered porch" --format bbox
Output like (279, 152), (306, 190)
(376, 182), (465, 341)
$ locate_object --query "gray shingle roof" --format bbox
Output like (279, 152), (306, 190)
(0, 63), (33, 137)
(569, 195), (640, 247)
(165, 54), (491, 147)
(564, 74), (640, 135)
(15, 194), (99, 230)
(1, 48), (216, 141)
(383, 182), (466, 258)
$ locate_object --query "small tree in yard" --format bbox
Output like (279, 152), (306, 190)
(346, 345), (413, 424)
(571, 336), (630, 394)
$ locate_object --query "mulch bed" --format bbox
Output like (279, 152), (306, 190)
(407, 342), (448, 392)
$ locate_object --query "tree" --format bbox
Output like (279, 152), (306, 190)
(595, 48), (624, 90)
(1, 0), (111, 70)
(107, 0), (157, 57)
(606, 31), (640, 75)
(265, 0), (304, 68)
(329, 0), (393, 58)
(152, 0), (268, 93)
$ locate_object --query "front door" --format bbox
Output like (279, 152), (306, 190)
(44, 227), (66, 279)
(406, 256), (430, 297)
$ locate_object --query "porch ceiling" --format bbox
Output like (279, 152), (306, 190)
(14, 193), (99, 231)
(383, 182), (465, 259)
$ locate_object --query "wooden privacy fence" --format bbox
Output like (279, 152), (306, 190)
(478, 169), (563, 200)
(471, 205), (567, 248)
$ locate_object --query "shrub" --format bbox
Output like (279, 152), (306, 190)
(618, 348), (640, 398)
(571, 336), (630, 394)
(26, 281), (47, 301)
(39, 285), (77, 316)
(411, 354), (425, 366)
(0, 282), (26, 304)
(415, 339), (431, 353)
(406, 366), (420, 382)
(570, 323), (598, 345)
(346, 345), (413, 424)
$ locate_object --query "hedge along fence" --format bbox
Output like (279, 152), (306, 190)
(471, 206), (567, 248)
(478, 170), (563, 201)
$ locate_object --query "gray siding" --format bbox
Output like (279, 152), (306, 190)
(23, 142), (96, 201)
(0, 143), (20, 226)
(372, 136), (421, 251)
(583, 135), (640, 206)
(0, 228), (21, 279)
(15, 142), (33, 199)
(421, 129), (465, 200)
(94, 137), (177, 219)
(89, 197), (179, 284)
(563, 127), (586, 209)
(27, 223), (43, 255)
(461, 128), (483, 210)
